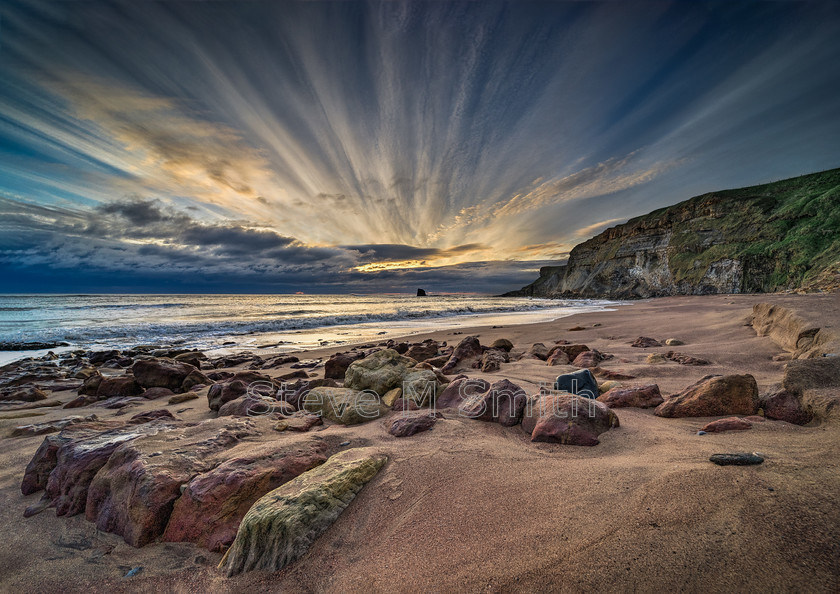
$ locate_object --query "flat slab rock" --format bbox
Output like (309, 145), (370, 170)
(709, 453), (764, 466)
(221, 447), (387, 576)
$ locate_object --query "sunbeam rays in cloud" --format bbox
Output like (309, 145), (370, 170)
(1, 1), (839, 292)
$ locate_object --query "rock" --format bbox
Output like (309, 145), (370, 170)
(546, 350), (570, 366)
(425, 354), (451, 368)
(521, 394), (619, 446)
(182, 369), (213, 392)
(168, 392), (199, 405)
(665, 351), (711, 366)
(548, 344), (591, 362)
(274, 411), (323, 432)
(303, 387), (389, 425)
(654, 374), (759, 418)
(593, 369), (637, 380)
(760, 389), (813, 425)
(645, 353), (667, 364)
(664, 338), (684, 346)
(163, 439), (328, 551)
(458, 379), (527, 426)
(417, 288), (427, 296)
(572, 350), (602, 368)
(709, 453), (764, 466)
(220, 448), (387, 576)
(441, 337), (484, 374)
(5, 386), (49, 402)
(11, 415), (98, 438)
(597, 380), (623, 394)
(63, 395), (95, 409)
(95, 396), (145, 409)
(528, 343), (550, 361)
(84, 418), (260, 546)
(96, 376), (143, 399)
(142, 387), (175, 400)
(598, 384), (663, 408)
(73, 367), (98, 380)
(78, 372), (103, 396)
(278, 369), (310, 382)
(436, 377), (489, 409)
(132, 358), (201, 392)
(554, 369), (599, 399)
(405, 342), (439, 362)
(89, 350), (121, 365)
(173, 351), (206, 369)
(344, 349), (418, 395)
(381, 387), (402, 407)
(782, 357), (840, 394)
(324, 352), (365, 380)
(479, 348), (509, 372)
(489, 338), (514, 352)
(631, 337), (662, 348)
(700, 417), (752, 433)
(218, 394), (289, 417)
(207, 380), (249, 412)
(386, 411), (438, 437)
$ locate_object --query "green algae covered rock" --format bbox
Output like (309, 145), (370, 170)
(220, 448), (387, 576)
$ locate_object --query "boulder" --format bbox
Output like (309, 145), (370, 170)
(521, 394), (619, 446)
(132, 358), (198, 391)
(554, 369), (599, 399)
(597, 381), (623, 395)
(381, 387), (402, 407)
(182, 369), (212, 392)
(344, 349), (417, 395)
(782, 357), (840, 394)
(700, 417), (752, 433)
(489, 338), (514, 352)
(479, 348), (509, 372)
(173, 351), (206, 369)
(405, 342), (439, 362)
(548, 344), (591, 362)
(386, 411), (438, 437)
(761, 389), (813, 425)
(664, 338), (685, 346)
(5, 386), (49, 402)
(78, 372), (103, 396)
(218, 395), (291, 418)
(220, 448), (387, 576)
(303, 387), (389, 425)
(436, 376), (489, 409)
(528, 343), (550, 361)
(593, 369), (637, 380)
(163, 439), (328, 551)
(207, 380), (249, 412)
(546, 350), (570, 366)
(391, 397), (421, 411)
(654, 374), (759, 418)
(631, 337), (662, 348)
(83, 418), (261, 547)
(646, 353), (667, 364)
(572, 350), (602, 368)
(96, 376), (143, 399)
(597, 384), (663, 408)
(141, 387), (174, 400)
(459, 379), (527, 426)
(89, 350), (121, 365)
(324, 352), (364, 380)
(441, 337), (484, 374)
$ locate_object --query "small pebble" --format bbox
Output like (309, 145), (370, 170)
(124, 566), (143, 578)
(697, 430), (707, 436)
(339, 441), (350, 446)
(768, 487), (775, 492)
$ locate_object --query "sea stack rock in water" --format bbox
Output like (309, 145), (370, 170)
(416, 288), (427, 296)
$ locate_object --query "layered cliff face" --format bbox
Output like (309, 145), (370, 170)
(507, 168), (840, 299)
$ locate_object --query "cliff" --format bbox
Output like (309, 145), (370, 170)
(506, 168), (840, 299)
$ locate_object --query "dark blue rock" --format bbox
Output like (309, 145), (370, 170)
(554, 369), (598, 399)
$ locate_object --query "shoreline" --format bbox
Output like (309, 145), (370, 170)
(1, 292), (839, 592)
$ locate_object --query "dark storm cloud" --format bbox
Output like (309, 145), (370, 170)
(0, 1), (839, 292)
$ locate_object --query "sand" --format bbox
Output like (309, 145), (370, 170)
(1, 293), (839, 592)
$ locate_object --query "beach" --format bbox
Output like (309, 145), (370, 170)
(1, 293), (839, 592)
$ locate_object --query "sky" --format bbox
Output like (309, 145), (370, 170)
(1, 1), (839, 294)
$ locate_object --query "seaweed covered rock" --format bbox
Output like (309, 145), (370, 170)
(220, 448), (387, 576)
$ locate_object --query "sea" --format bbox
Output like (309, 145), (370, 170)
(0, 294), (623, 364)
